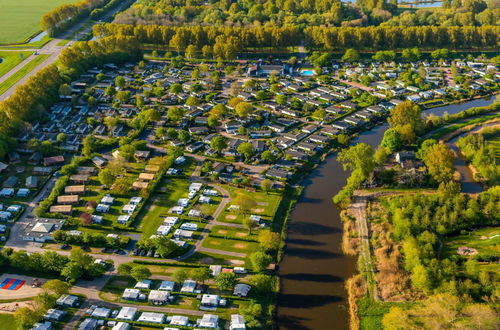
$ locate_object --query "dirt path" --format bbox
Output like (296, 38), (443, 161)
(349, 195), (380, 301)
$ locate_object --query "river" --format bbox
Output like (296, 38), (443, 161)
(277, 96), (495, 330)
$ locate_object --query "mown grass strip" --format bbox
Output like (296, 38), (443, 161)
(0, 54), (50, 95)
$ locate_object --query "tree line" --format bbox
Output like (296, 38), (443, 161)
(93, 23), (499, 55)
(41, 0), (136, 36)
(41, 0), (109, 36)
(0, 35), (142, 160)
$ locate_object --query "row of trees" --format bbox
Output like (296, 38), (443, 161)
(93, 23), (499, 55)
(0, 248), (106, 283)
(304, 25), (499, 50)
(41, 0), (110, 36)
(0, 36), (142, 160)
(53, 230), (130, 249)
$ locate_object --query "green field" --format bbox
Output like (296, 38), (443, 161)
(0, 51), (32, 77)
(0, 54), (50, 95)
(442, 226), (500, 261)
(0, 0), (76, 44)
(0, 313), (17, 330)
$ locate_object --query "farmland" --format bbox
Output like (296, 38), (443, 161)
(0, 0), (75, 44)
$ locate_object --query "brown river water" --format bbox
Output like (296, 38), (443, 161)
(277, 97), (495, 330)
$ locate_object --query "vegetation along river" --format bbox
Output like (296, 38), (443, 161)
(277, 96), (495, 330)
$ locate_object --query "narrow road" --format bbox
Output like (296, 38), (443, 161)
(0, 1), (132, 101)
(178, 184), (232, 260)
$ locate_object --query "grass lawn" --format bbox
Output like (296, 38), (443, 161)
(185, 251), (247, 266)
(137, 178), (191, 236)
(216, 187), (282, 225)
(0, 51), (32, 78)
(0, 0), (78, 44)
(0, 313), (17, 330)
(358, 295), (414, 330)
(442, 226), (500, 261)
(210, 225), (257, 240)
(202, 236), (259, 254)
(0, 54), (50, 95)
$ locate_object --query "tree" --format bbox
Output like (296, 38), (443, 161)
(249, 251), (272, 272)
(154, 236), (178, 257)
(261, 151), (275, 164)
(186, 44), (197, 59)
(342, 48), (360, 62)
(233, 194), (257, 215)
(14, 307), (40, 330)
(258, 230), (280, 250)
(167, 106), (184, 122)
(59, 83), (72, 97)
(388, 101), (423, 145)
(173, 269), (188, 283)
(170, 83), (183, 94)
(260, 179), (272, 194)
(381, 128), (402, 152)
(61, 262), (83, 282)
(417, 139), (437, 160)
(422, 143), (455, 183)
(215, 272), (238, 290)
(235, 102), (253, 117)
(337, 143), (375, 178)
(56, 133), (66, 143)
(275, 94), (287, 105)
(130, 266), (152, 282)
(190, 267), (212, 284)
(210, 135), (228, 154)
(98, 168), (115, 187)
(178, 130), (190, 144)
(237, 142), (255, 161)
(42, 279), (69, 296)
(243, 217), (258, 234)
(117, 263), (133, 276)
(250, 274), (275, 295)
(185, 96), (199, 107)
(240, 302), (263, 327)
(208, 115), (218, 127)
(115, 75), (126, 89)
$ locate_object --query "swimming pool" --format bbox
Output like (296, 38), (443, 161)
(300, 69), (315, 76)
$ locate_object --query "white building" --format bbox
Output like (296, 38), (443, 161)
(180, 280), (197, 293)
(197, 314), (219, 329)
(122, 288), (140, 301)
(180, 222), (198, 231)
(230, 314), (246, 330)
(148, 290), (170, 305)
(116, 307), (137, 321)
(135, 280), (152, 289)
(158, 280), (175, 291)
(170, 315), (189, 326)
(137, 312), (165, 324)
(91, 307), (111, 318)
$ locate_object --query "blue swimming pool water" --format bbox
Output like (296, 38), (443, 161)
(301, 70), (315, 76)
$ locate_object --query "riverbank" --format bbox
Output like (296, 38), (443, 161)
(333, 97), (497, 329)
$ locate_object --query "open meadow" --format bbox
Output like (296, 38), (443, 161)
(0, 0), (75, 44)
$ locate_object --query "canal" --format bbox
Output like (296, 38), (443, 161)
(277, 97), (495, 330)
